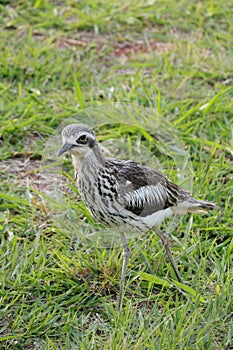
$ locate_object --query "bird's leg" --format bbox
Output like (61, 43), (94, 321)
(156, 228), (184, 283)
(118, 232), (131, 310)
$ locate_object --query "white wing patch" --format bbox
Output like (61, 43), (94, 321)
(124, 183), (166, 211)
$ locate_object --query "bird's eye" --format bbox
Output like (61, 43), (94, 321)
(76, 134), (88, 144)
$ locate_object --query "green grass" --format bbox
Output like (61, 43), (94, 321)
(0, 0), (233, 349)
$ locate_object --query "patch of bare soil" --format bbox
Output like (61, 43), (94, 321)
(0, 157), (68, 198)
(31, 29), (173, 57)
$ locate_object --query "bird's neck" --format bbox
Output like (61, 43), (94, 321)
(71, 145), (105, 173)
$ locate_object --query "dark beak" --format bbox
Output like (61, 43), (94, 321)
(57, 143), (73, 156)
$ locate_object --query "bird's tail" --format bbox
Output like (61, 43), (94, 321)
(188, 199), (217, 214)
(173, 199), (217, 214)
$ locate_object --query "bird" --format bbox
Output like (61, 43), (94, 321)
(57, 123), (217, 309)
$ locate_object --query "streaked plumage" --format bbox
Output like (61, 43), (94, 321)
(57, 123), (217, 309)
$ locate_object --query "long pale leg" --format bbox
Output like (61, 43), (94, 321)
(156, 228), (184, 283)
(118, 233), (131, 310)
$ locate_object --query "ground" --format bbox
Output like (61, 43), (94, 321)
(0, 1), (232, 349)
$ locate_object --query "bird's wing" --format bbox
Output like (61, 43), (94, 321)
(107, 159), (189, 216)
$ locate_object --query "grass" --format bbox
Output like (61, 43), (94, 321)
(0, 0), (233, 349)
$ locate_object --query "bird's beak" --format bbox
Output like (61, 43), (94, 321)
(57, 143), (73, 156)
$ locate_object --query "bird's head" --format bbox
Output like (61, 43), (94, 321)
(57, 124), (97, 158)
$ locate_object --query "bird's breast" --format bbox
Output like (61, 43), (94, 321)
(76, 167), (119, 219)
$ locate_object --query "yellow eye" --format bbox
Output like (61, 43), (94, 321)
(76, 134), (88, 144)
